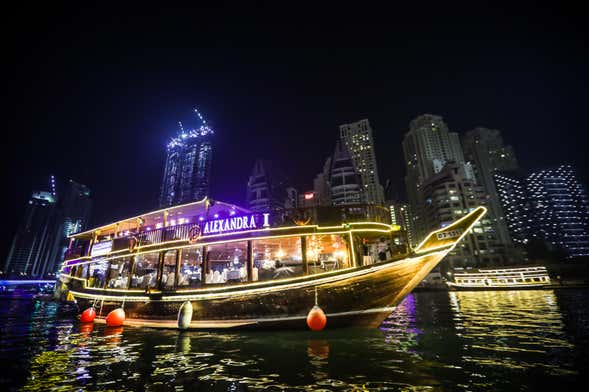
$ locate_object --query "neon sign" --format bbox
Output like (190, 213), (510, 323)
(201, 213), (270, 236)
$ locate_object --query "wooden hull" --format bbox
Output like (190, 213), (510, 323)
(69, 251), (447, 330)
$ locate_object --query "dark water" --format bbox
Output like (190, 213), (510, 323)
(1, 290), (588, 391)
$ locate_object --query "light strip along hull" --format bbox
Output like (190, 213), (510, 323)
(72, 251), (447, 329)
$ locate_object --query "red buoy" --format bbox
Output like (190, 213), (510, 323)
(106, 308), (126, 327)
(79, 323), (94, 335)
(80, 307), (96, 323)
(306, 305), (327, 331)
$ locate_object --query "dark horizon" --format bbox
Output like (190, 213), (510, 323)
(3, 4), (588, 261)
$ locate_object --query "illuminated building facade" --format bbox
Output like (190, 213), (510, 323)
(493, 172), (530, 245)
(4, 177), (92, 277)
(388, 202), (416, 248)
(339, 119), (385, 205)
(526, 165), (589, 258)
(159, 109), (214, 208)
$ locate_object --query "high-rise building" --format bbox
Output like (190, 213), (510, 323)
(4, 177), (92, 277)
(3, 190), (60, 277)
(60, 179), (92, 238)
(494, 172), (531, 245)
(420, 163), (504, 267)
(246, 159), (290, 213)
(388, 202), (416, 248)
(526, 165), (589, 258)
(402, 114), (475, 242)
(329, 140), (364, 206)
(339, 119), (385, 205)
(462, 127), (519, 246)
(402, 114), (467, 187)
(312, 157), (332, 207)
(159, 109), (214, 208)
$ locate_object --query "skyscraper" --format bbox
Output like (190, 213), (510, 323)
(462, 127), (520, 247)
(159, 109), (214, 208)
(246, 159), (290, 213)
(329, 140), (364, 205)
(4, 177), (92, 277)
(402, 114), (475, 242)
(419, 163), (503, 267)
(526, 165), (589, 258)
(494, 172), (531, 245)
(339, 119), (385, 205)
(3, 190), (60, 277)
(388, 202), (416, 247)
(402, 114), (467, 186)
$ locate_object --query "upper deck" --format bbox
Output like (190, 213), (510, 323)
(64, 198), (396, 263)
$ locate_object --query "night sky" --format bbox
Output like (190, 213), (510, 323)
(2, 4), (588, 260)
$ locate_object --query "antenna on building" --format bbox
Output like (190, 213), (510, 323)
(50, 175), (56, 197)
(194, 107), (207, 126)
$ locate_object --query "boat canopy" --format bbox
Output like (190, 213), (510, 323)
(70, 197), (250, 240)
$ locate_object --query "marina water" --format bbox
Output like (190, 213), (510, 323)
(1, 289), (587, 391)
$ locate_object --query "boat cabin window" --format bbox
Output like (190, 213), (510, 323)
(353, 233), (391, 265)
(107, 257), (131, 289)
(178, 247), (203, 288)
(253, 237), (303, 281)
(76, 263), (88, 279)
(88, 259), (108, 288)
(306, 234), (350, 275)
(161, 250), (177, 289)
(206, 241), (248, 284)
(131, 252), (159, 289)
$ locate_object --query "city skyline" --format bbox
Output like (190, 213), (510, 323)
(3, 5), (589, 263)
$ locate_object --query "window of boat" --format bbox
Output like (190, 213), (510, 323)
(76, 263), (88, 279)
(106, 257), (131, 289)
(88, 259), (108, 288)
(178, 247), (203, 288)
(353, 233), (390, 265)
(253, 237), (303, 281)
(161, 250), (177, 290)
(306, 234), (351, 275)
(131, 252), (159, 289)
(206, 241), (248, 284)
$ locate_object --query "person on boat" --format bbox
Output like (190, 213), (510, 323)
(377, 238), (389, 261)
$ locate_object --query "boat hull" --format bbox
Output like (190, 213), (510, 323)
(70, 251), (447, 330)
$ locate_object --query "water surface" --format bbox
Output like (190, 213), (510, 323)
(1, 289), (587, 391)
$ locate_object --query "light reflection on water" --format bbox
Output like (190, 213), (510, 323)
(0, 290), (587, 391)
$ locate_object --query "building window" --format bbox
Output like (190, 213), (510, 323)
(131, 252), (159, 289)
(253, 237), (303, 281)
(206, 241), (248, 284)
(178, 247), (203, 288)
(106, 257), (131, 289)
